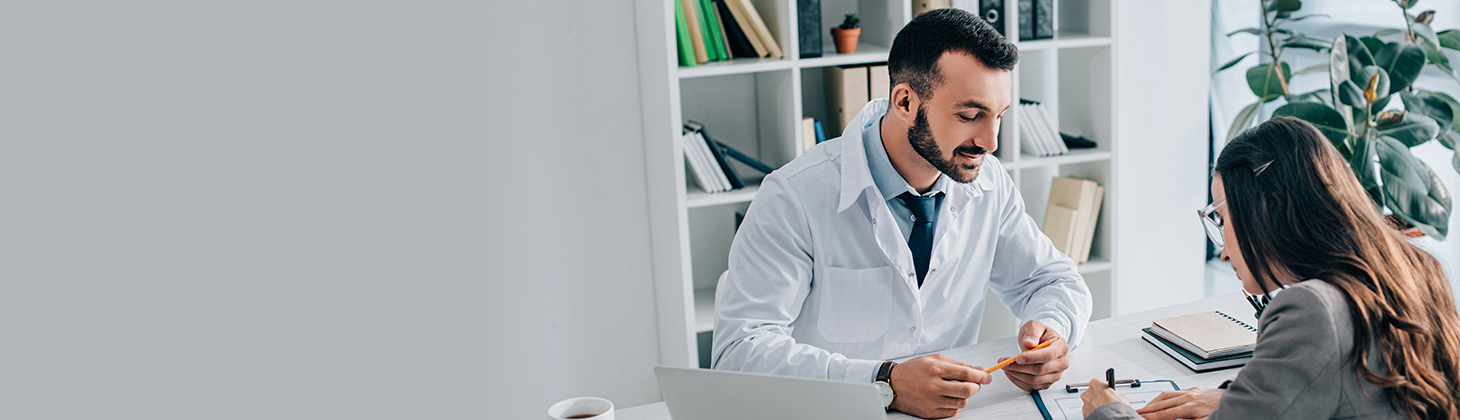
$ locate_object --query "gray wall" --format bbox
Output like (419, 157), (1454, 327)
(7, 1), (661, 419)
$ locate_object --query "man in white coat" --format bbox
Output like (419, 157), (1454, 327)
(711, 8), (1092, 419)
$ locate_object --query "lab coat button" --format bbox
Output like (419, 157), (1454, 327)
(910, 327), (916, 332)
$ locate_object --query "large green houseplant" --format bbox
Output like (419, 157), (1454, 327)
(1225, 0), (1460, 240)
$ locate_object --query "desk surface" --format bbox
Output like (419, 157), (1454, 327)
(618, 293), (1258, 420)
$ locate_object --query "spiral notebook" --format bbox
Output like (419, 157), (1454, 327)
(1149, 311), (1257, 359)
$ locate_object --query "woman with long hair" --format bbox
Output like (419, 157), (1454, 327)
(1082, 116), (1460, 419)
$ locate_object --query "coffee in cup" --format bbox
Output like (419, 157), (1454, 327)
(547, 397), (614, 420)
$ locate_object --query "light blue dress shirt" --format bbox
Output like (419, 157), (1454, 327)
(862, 111), (948, 242)
(711, 99), (1092, 384)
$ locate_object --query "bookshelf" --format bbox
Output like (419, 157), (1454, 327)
(635, 0), (1118, 368)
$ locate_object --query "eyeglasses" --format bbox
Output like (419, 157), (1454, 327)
(1198, 199), (1226, 248)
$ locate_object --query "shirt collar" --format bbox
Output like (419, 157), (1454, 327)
(863, 114), (949, 202)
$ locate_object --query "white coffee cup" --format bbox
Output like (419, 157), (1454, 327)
(547, 397), (614, 420)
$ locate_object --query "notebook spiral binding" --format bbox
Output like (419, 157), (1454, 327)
(1215, 311), (1257, 332)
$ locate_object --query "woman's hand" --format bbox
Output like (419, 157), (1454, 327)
(1080, 379), (1131, 418)
(1134, 387), (1223, 420)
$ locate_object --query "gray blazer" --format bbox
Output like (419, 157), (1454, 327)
(1088, 280), (1402, 419)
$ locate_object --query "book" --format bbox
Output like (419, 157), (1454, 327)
(1076, 185), (1104, 263)
(1042, 204), (1081, 255)
(1034, 0), (1054, 39)
(715, 140), (775, 175)
(913, 0), (952, 16)
(797, 0), (822, 58)
(1151, 311), (1258, 359)
(682, 0), (709, 64)
(675, 0), (697, 66)
(1047, 177), (1099, 260)
(814, 119), (826, 143)
(712, 6), (732, 59)
(803, 117), (817, 151)
(722, 0), (769, 57)
(825, 65), (869, 129)
(1017, 0), (1033, 41)
(1032, 103), (1067, 154)
(869, 64), (890, 100)
(1142, 328), (1250, 373)
(715, 0), (757, 58)
(696, 0), (726, 61)
(1018, 105), (1049, 156)
(734, 0), (782, 58)
(682, 130), (717, 192)
(693, 122), (745, 189)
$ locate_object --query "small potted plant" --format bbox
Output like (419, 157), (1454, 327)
(831, 14), (860, 54)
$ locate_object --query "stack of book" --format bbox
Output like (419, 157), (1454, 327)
(1018, 100), (1066, 157)
(1141, 311), (1257, 372)
(675, 0), (782, 67)
(682, 120), (775, 194)
(1042, 177), (1103, 263)
(825, 63), (890, 129)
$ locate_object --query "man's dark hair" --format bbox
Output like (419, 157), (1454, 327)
(887, 8), (1018, 101)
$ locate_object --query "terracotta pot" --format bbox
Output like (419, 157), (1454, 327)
(831, 27), (861, 54)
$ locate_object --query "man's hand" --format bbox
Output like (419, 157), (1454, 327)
(887, 353), (992, 419)
(1135, 387), (1223, 420)
(997, 320), (1071, 391)
(1080, 379), (1131, 418)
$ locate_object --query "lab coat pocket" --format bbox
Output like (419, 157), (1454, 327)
(816, 266), (894, 343)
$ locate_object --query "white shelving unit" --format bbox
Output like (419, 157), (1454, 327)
(635, 0), (1116, 368)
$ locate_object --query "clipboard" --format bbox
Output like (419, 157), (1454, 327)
(1030, 380), (1181, 420)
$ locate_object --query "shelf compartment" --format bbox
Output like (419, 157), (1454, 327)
(1008, 149), (1111, 169)
(694, 287), (716, 333)
(679, 58), (795, 79)
(687, 182), (760, 208)
(1016, 31), (1112, 51)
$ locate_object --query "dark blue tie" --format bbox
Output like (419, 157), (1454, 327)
(899, 193), (939, 287)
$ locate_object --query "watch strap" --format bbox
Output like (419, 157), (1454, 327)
(875, 361), (896, 383)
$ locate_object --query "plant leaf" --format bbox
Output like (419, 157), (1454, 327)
(1346, 34), (1376, 75)
(1269, 0), (1302, 12)
(1294, 63), (1328, 76)
(1247, 62), (1291, 101)
(1351, 134), (1376, 187)
(1228, 101), (1262, 143)
(1374, 42), (1426, 93)
(1338, 80), (1367, 108)
(1361, 36), (1386, 56)
(1227, 28), (1262, 37)
(1402, 91), (1455, 135)
(1217, 52), (1255, 72)
(1273, 102), (1352, 150)
(1377, 112), (1440, 147)
(1421, 40), (1451, 68)
(1357, 65), (1392, 105)
(1331, 34), (1356, 133)
(1439, 29), (1460, 50)
(1288, 14), (1329, 22)
(1394, 0), (1419, 10)
(1287, 88), (1332, 106)
(1375, 28), (1404, 37)
(1283, 34), (1332, 51)
(1413, 22), (1441, 51)
(1377, 136), (1451, 239)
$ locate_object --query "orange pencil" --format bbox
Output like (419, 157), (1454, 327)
(983, 339), (1055, 373)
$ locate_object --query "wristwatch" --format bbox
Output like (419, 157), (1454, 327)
(873, 361), (897, 409)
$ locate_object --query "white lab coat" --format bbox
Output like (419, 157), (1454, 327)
(711, 99), (1092, 384)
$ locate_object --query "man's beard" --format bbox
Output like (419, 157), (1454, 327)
(908, 106), (986, 183)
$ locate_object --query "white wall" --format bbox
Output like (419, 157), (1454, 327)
(1112, 0), (1213, 314)
(6, 1), (661, 419)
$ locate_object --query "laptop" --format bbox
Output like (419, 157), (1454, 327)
(654, 366), (887, 420)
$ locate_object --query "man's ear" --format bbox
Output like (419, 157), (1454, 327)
(889, 83), (918, 125)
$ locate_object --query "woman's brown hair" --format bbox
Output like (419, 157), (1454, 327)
(1217, 116), (1460, 419)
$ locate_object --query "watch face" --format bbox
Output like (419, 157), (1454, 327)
(874, 381), (894, 407)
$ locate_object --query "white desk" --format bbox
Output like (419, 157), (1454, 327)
(618, 293), (1257, 420)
